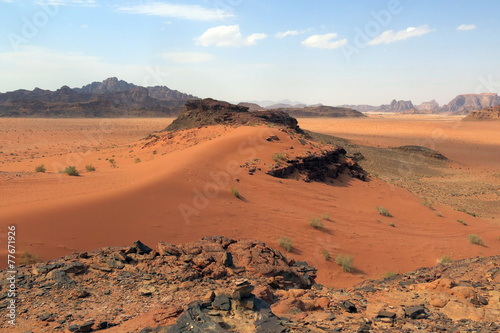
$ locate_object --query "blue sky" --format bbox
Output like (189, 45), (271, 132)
(0, 0), (499, 106)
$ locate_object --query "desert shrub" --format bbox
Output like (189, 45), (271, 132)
(388, 223), (395, 227)
(438, 255), (452, 264)
(63, 166), (79, 176)
(109, 159), (116, 168)
(272, 152), (288, 163)
(468, 234), (483, 245)
(422, 197), (434, 209)
(458, 208), (477, 217)
(19, 251), (40, 265)
(321, 250), (330, 260)
(321, 212), (330, 220)
(377, 206), (392, 217)
(35, 164), (46, 173)
(335, 254), (353, 272)
(384, 271), (397, 278)
(135, 158), (141, 163)
(457, 219), (467, 226)
(435, 211), (443, 217)
(231, 187), (242, 200)
(85, 165), (95, 172)
(309, 217), (323, 229)
(278, 237), (292, 252)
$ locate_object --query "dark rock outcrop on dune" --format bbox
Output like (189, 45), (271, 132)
(267, 148), (367, 182)
(393, 145), (448, 160)
(165, 98), (302, 132)
(0, 77), (197, 117)
(269, 105), (366, 118)
(441, 93), (500, 115)
(462, 105), (500, 121)
(2, 238), (498, 332)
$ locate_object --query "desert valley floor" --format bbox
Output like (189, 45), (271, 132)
(0, 115), (499, 288)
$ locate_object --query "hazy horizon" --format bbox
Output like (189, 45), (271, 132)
(1, 0), (499, 106)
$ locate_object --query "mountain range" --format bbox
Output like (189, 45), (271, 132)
(0, 77), (197, 117)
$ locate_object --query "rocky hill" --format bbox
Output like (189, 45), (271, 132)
(237, 102), (263, 111)
(416, 99), (440, 113)
(2, 238), (498, 332)
(0, 78), (197, 117)
(165, 98), (302, 132)
(379, 99), (416, 113)
(462, 105), (500, 121)
(441, 93), (500, 115)
(268, 105), (366, 118)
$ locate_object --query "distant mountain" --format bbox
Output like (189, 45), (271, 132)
(338, 104), (379, 112)
(237, 102), (263, 112)
(265, 103), (308, 109)
(0, 78), (198, 117)
(462, 105), (500, 121)
(267, 105), (366, 118)
(441, 93), (500, 115)
(379, 99), (416, 113)
(416, 99), (440, 113)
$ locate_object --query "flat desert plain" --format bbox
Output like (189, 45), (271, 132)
(1, 115), (499, 288)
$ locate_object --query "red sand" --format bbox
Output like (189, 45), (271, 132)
(1, 117), (499, 288)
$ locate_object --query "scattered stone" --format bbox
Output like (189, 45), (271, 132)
(132, 240), (153, 255)
(376, 310), (396, 319)
(78, 320), (94, 332)
(405, 305), (427, 319)
(231, 279), (254, 299)
(340, 300), (357, 313)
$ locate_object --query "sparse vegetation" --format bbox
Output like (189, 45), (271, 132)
(19, 251), (40, 265)
(272, 152), (288, 163)
(231, 187), (242, 200)
(468, 234), (484, 245)
(62, 166), (79, 176)
(422, 197), (434, 210)
(35, 164), (46, 173)
(278, 237), (292, 252)
(458, 208), (478, 217)
(85, 164), (96, 172)
(309, 217), (323, 229)
(321, 212), (330, 220)
(457, 219), (467, 226)
(438, 255), (452, 264)
(435, 211), (443, 217)
(135, 158), (141, 163)
(335, 254), (354, 272)
(384, 271), (397, 278)
(109, 159), (116, 168)
(389, 223), (395, 227)
(321, 250), (330, 260)
(377, 206), (392, 217)
(152, 150), (157, 155)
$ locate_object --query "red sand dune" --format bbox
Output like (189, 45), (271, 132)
(1, 118), (499, 288)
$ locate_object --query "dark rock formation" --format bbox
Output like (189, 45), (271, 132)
(0, 77), (197, 117)
(267, 149), (367, 182)
(379, 99), (417, 113)
(393, 146), (448, 160)
(462, 105), (500, 121)
(165, 98), (302, 132)
(416, 99), (440, 113)
(237, 102), (263, 112)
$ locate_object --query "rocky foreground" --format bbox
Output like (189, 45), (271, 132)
(1, 237), (498, 332)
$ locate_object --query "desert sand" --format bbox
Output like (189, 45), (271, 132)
(1, 116), (499, 288)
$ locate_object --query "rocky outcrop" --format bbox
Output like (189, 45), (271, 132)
(462, 105), (500, 121)
(2, 239), (498, 332)
(165, 98), (302, 132)
(417, 99), (440, 113)
(379, 99), (417, 113)
(269, 105), (366, 118)
(267, 148), (367, 182)
(0, 78), (197, 117)
(441, 93), (500, 115)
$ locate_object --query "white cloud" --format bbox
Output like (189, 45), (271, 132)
(196, 25), (267, 47)
(275, 30), (305, 38)
(368, 25), (433, 45)
(117, 2), (234, 21)
(301, 33), (348, 49)
(162, 52), (213, 63)
(457, 24), (476, 31)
